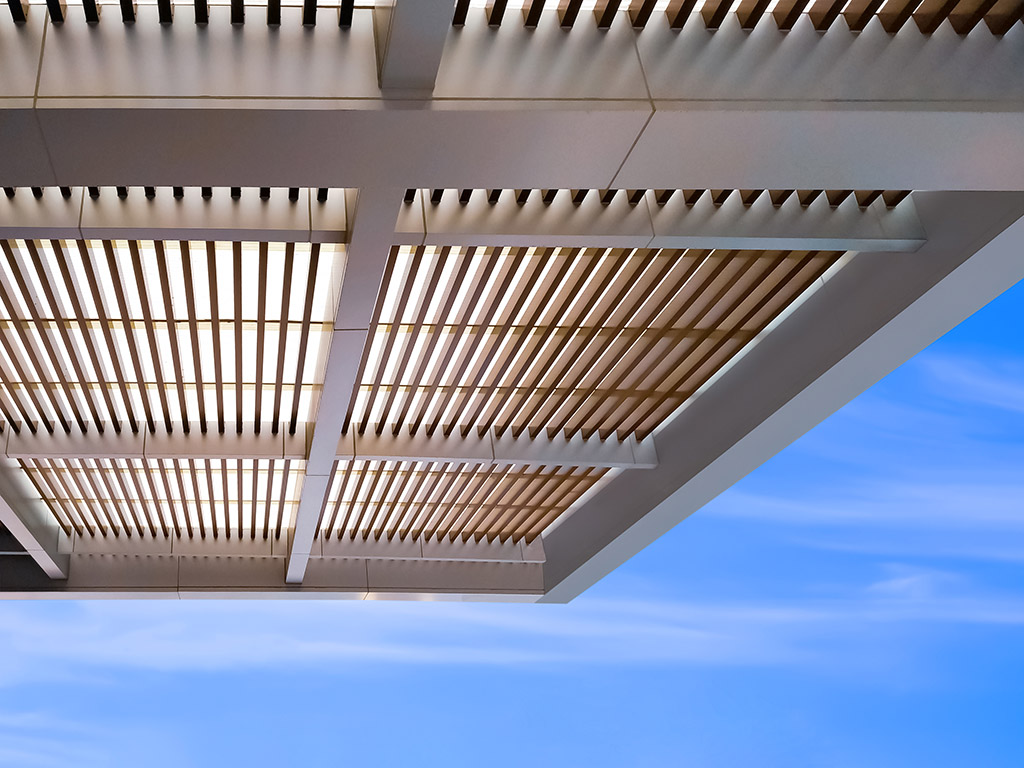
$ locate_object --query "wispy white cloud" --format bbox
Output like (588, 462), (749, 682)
(701, 348), (1024, 565)
(0, 711), (113, 768)
(0, 570), (1022, 684)
(713, 480), (1024, 530)
(920, 353), (1024, 414)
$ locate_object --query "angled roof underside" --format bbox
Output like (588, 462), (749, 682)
(1, 0), (1023, 598)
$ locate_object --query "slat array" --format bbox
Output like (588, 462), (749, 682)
(5, 0), (1016, 33)
(348, 245), (843, 444)
(451, 0), (1019, 33)
(5, 0), (355, 27)
(413, 188), (911, 210)
(320, 459), (605, 544)
(0, 239), (342, 437)
(2, 186), (337, 203)
(20, 456), (303, 539)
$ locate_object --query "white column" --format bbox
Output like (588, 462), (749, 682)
(286, 186), (405, 583)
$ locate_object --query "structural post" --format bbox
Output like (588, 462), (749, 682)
(286, 186), (405, 584)
(375, 0), (454, 95)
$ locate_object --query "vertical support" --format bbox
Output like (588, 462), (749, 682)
(286, 186), (405, 584)
(375, 0), (453, 95)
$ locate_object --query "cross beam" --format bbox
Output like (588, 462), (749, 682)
(3, 422), (657, 469)
(4, 13), (1024, 189)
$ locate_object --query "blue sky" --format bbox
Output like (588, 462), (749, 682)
(2, 279), (1024, 767)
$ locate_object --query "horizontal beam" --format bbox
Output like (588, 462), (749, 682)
(51, 528), (545, 564)
(375, 0), (453, 94)
(0, 184), (925, 252)
(402, 188), (926, 252)
(0, 186), (348, 242)
(5, 423), (307, 461)
(346, 429), (656, 469)
(3, 11), (1024, 189)
(3, 423), (657, 469)
(0, 551), (545, 599)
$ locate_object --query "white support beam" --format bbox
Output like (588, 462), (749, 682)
(48, 525), (546, 563)
(4, 15), (1024, 189)
(374, 0), (454, 95)
(0, 459), (69, 579)
(348, 429), (656, 469)
(405, 188), (926, 252)
(539, 191), (1024, 602)
(3, 423), (654, 469)
(0, 552), (544, 599)
(0, 187), (348, 243)
(286, 186), (406, 584)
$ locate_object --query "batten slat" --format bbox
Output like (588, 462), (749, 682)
(984, 0), (1024, 32)
(666, 0), (700, 26)
(253, 244), (269, 434)
(339, 0), (354, 27)
(878, 0), (923, 31)
(524, 0), (546, 26)
(808, 0), (848, 29)
(487, 0), (509, 25)
(842, 0), (886, 28)
(289, 245), (320, 436)
(773, 0), (813, 28)
(913, 0), (961, 30)
(949, 0), (1000, 30)
(559, 0), (585, 26)
(701, 0), (734, 27)
(270, 244), (295, 435)
(595, 0), (622, 27)
(736, 0), (773, 28)
(127, 241), (174, 434)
